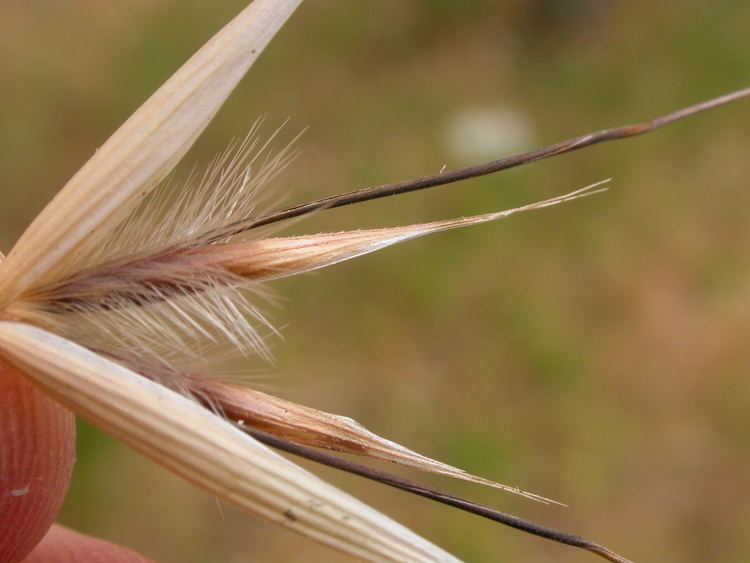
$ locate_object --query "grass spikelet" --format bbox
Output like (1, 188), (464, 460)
(9, 155), (607, 375)
(199, 379), (562, 505)
(9, 129), (297, 369)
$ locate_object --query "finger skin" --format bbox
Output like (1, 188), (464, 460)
(0, 359), (76, 563)
(24, 524), (152, 563)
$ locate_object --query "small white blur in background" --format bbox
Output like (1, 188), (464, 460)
(443, 105), (536, 164)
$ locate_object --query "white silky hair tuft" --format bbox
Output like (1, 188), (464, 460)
(78, 121), (299, 271)
(56, 282), (279, 372)
(17, 126), (299, 375)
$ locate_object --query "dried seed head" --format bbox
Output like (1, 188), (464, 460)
(2, 0), (744, 560)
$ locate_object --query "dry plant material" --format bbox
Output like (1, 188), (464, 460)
(0, 0), (304, 304)
(0, 323), (451, 562)
(1, 0), (748, 561)
(199, 380), (559, 505)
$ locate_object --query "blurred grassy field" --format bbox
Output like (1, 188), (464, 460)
(2, 1), (750, 561)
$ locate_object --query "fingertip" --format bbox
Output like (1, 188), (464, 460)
(0, 360), (76, 563)
(23, 524), (151, 563)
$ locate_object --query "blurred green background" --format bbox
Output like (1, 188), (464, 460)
(2, 1), (750, 561)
